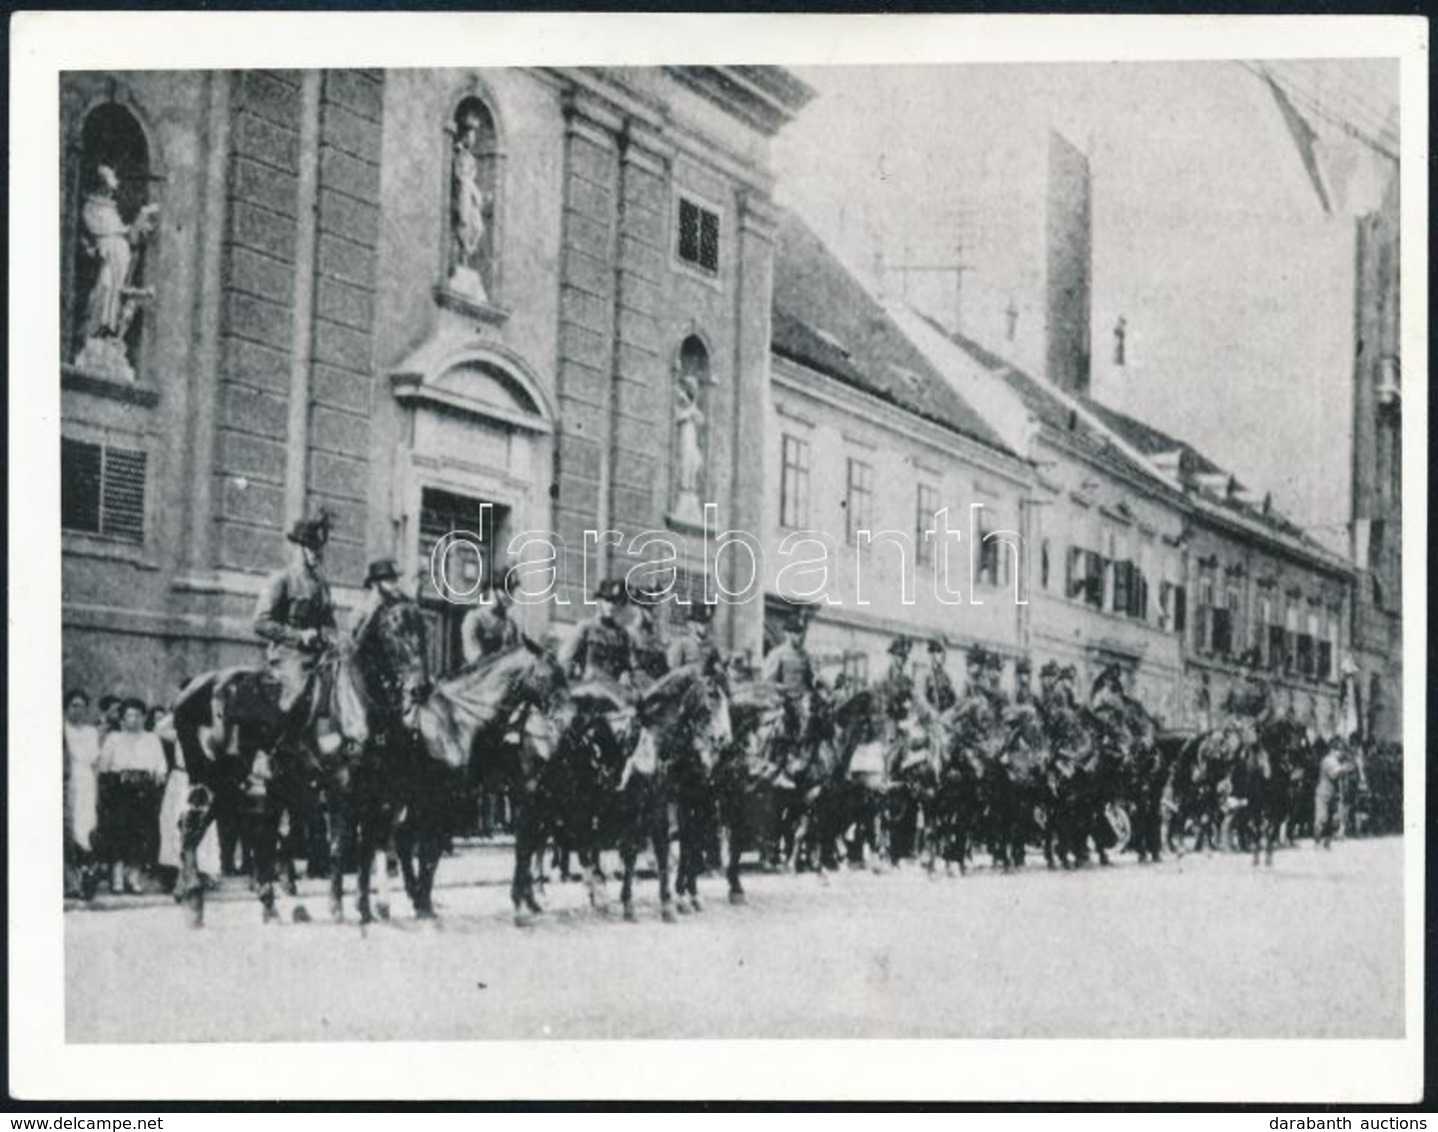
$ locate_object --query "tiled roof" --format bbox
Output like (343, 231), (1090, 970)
(937, 321), (1168, 491)
(936, 321), (1339, 562)
(771, 212), (1012, 456)
(1079, 398), (1332, 551)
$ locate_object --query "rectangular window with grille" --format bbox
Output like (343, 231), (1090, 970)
(916, 483), (939, 568)
(61, 438), (146, 544)
(779, 434), (810, 529)
(846, 458), (873, 545)
(677, 198), (720, 274)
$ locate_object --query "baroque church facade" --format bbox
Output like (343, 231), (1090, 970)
(60, 67), (814, 700)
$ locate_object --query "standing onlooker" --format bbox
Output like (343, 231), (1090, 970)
(98, 694), (123, 736)
(1314, 741), (1356, 850)
(97, 698), (168, 893)
(63, 689), (102, 899)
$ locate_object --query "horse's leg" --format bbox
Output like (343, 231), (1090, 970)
(724, 784), (747, 904)
(248, 776), (283, 923)
(324, 778), (347, 922)
(177, 784), (217, 928)
(656, 788), (676, 923)
(619, 822), (638, 922)
(355, 817), (374, 926)
(512, 820), (535, 927)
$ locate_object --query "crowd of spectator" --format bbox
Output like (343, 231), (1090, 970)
(62, 685), (226, 901)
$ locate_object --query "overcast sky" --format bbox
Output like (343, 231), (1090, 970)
(772, 60), (1399, 546)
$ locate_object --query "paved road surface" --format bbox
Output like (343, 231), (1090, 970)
(65, 837), (1404, 1041)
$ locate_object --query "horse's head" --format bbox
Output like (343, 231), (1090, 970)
(356, 600), (433, 720)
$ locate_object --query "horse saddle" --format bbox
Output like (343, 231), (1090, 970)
(222, 669), (284, 726)
(849, 739), (887, 780)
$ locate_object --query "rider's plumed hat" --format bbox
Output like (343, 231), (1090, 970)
(965, 645), (993, 669)
(1039, 660), (1061, 680)
(594, 578), (628, 604)
(363, 558), (401, 588)
(286, 515), (331, 551)
(888, 635), (912, 657)
(687, 600), (717, 623)
(927, 635), (946, 654)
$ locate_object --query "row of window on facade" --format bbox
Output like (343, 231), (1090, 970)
(63, 91), (726, 387)
(777, 430), (1346, 686)
(777, 433), (1013, 586)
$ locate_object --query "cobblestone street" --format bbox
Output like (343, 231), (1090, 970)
(65, 836), (1404, 1042)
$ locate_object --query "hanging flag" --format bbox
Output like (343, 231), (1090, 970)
(1261, 68), (1333, 214)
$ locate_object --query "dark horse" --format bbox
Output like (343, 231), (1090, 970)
(171, 602), (430, 927)
(413, 637), (570, 925)
(1229, 716), (1304, 866)
(613, 661), (732, 921)
(713, 679), (784, 904)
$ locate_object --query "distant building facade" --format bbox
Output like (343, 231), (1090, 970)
(763, 214), (1030, 688)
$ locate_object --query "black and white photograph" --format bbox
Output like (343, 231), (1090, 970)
(9, 10), (1426, 1104)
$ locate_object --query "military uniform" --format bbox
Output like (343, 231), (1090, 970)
(629, 608), (671, 690)
(563, 599), (634, 710)
(253, 524), (337, 717)
(1223, 660), (1273, 751)
(761, 619), (816, 767)
(761, 636), (816, 697)
(916, 657), (957, 720)
(667, 603), (724, 676)
(460, 598), (520, 666)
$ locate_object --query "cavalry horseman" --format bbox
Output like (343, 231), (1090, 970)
(460, 563), (521, 666)
(561, 578), (637, 770)
(193, 513), (338, 924)
(881, 635), (929, 866)
(252, 515), (339, 763)
(760, 601), (817, 786)
(1222, 649), (1274, 758)
(668, 598), (726, 678)
(628, 584), (672, 693)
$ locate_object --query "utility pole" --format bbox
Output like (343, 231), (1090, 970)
(880, 207), (974, 333)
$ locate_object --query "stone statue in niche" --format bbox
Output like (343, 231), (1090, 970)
(73, 163), (160, 382)
(448, 103), (493, 303)
(672, 374), (706, 525)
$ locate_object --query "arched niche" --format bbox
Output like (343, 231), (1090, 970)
(669, 333), (714, 527)
(64, 96), (163, 382)
(439, 86), (506, 314)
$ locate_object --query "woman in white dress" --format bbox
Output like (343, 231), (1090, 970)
(63, 689), (101, 899)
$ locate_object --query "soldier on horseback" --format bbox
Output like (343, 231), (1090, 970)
(460, 563), (521, 666)
(760, 602), (817, 768)
(668, 599), (725, 678)
(628, 584), (672, 692)
(561, 578), (637, 767)
(916, 637), (958, 719)
(1223, 649), (1273, 756)
(252, 516), (339, 761)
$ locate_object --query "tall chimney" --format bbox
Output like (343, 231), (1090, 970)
(1045, 130), (1093, 396)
